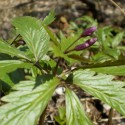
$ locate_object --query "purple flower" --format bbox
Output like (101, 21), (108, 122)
(81, 26), (97, 37)
(74, 38), (97, 51)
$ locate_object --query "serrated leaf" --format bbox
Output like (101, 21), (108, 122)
(0, 60), (32, 75)
(43, 10), (55, 25)
(112, 32), (124, 48)
(0, 77), (59, 125)
(12, 16), (50, 61)
(65, 88), (92, 125)
(73, 69), (125, 115)
(0, 40), (29, 60)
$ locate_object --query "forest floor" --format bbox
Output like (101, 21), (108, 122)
(0, 0), (125, 125)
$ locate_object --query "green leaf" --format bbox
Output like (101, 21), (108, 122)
(79, 58), (125, 68)
(51, 43), (78, 64)
(79, 16), (98, 26)
(65, 88), (92, 125)
(68, 54), (91, 63)
(54, 106), (66, 125)
(0, 60), (32, 75)
(112, 32), (124, 48)
(43, 10), (55, 25)
(73, 69), (125, 115)
(97, 26), (112, 48)
(45, 26), (59, 46)
(79, 58), (125, 76)
(92, 52), (111, 63)
(58, 106), (66, 120)
(0, 40), (29, 60)
(0, 77), (59, 125)
(103, 48), (120, 60)
(91, 65), (125, 76)
(0, 60), (32, 87)
(12, 16), (50, 61)
(60, 30), (83, 52)
(0, 74), (14, 87)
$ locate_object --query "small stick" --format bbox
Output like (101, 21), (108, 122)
(108, 0), (125, 16)
(108, 108), (113, 125)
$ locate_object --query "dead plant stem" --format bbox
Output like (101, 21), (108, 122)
(108, 108), (113, 125)
(108, 0), (125, 16)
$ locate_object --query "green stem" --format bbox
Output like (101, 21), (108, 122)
(64, 36), (80, 53)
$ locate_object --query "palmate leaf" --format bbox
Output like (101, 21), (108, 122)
(12, 16), (50, 61)
(65, 88), (92, 125)
(0, 77), (59, 125)
(73, 69), (125, 115)
(0, 40), (29, 60)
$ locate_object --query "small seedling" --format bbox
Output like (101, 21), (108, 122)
(0, 11), (125, 125)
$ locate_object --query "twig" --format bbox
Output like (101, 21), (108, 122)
(108, 0), (125, 16)
(108, 108), (114, 125)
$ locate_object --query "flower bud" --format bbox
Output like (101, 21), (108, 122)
(18, 40), (25, 45)
(15, 40), (25, 47)
(74, 37), (97, 51)
(81, 26), (97, 37)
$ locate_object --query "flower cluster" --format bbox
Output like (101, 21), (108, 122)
(74, 26), (97, 51)
(75, 38), (97, 51)
(81, 26), (97, 37)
